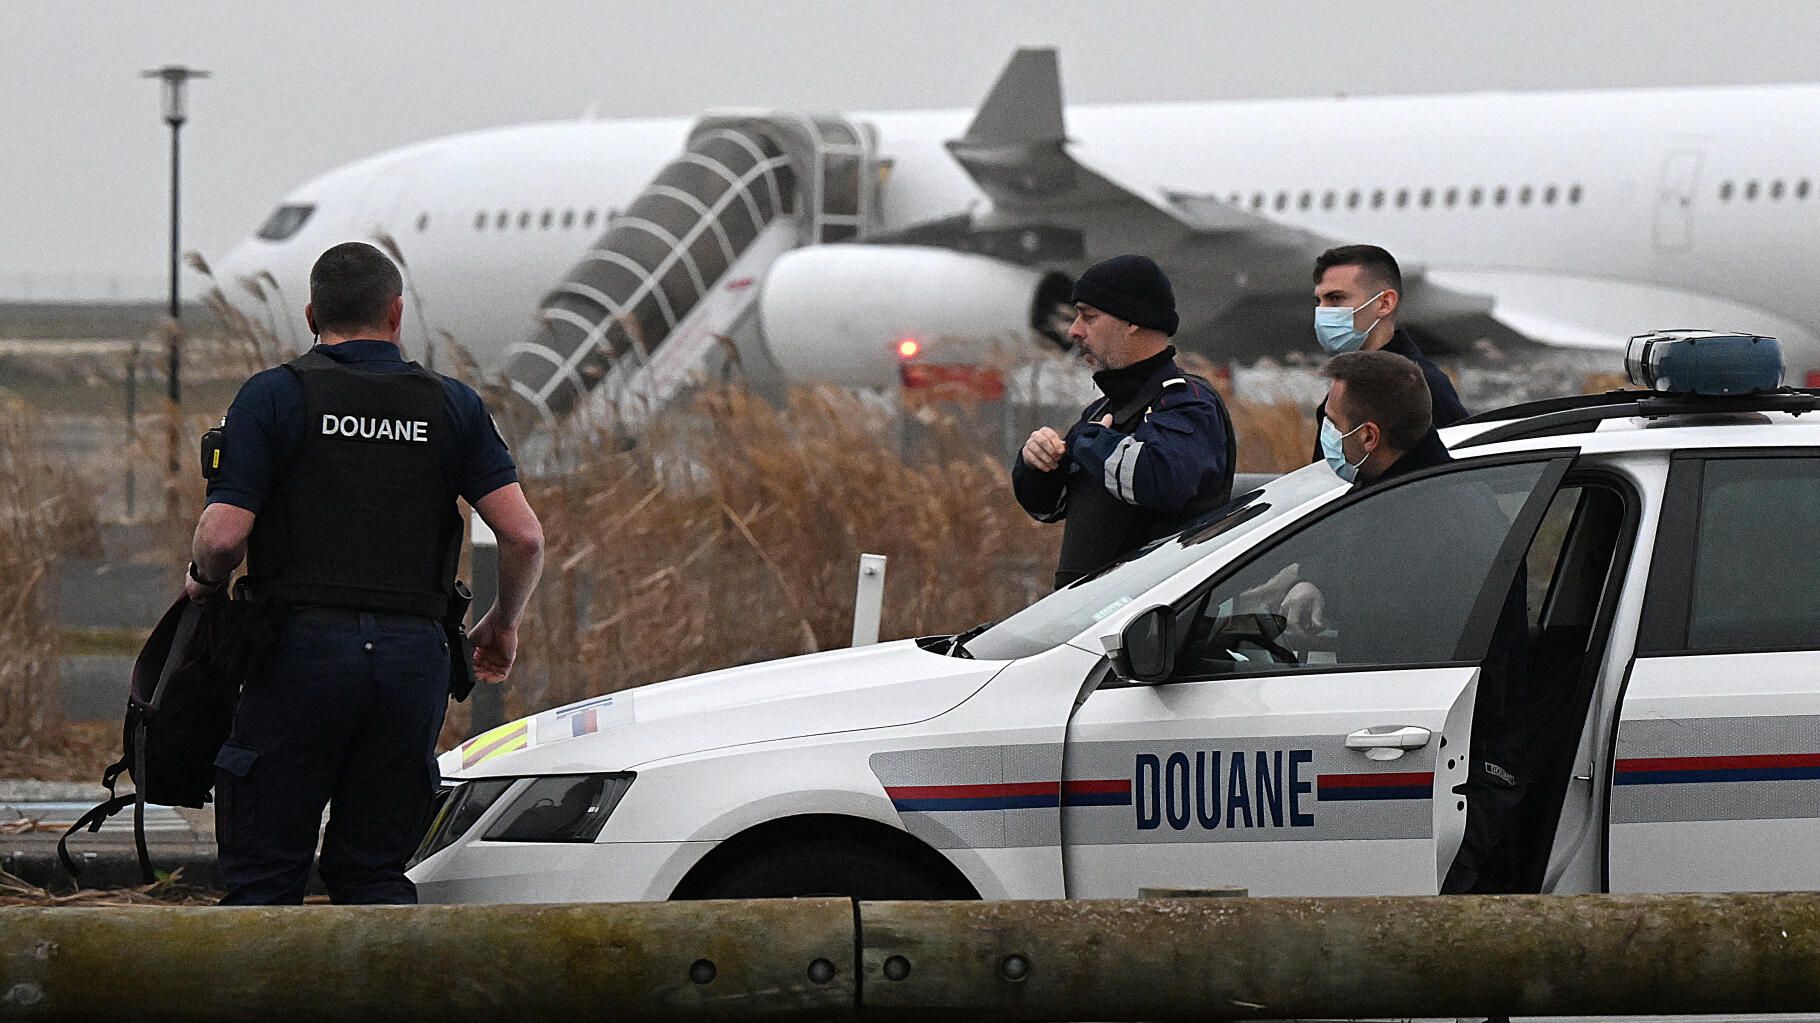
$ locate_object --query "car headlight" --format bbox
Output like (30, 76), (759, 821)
(482, 773), (636, 843)
(410, 777), (514, 866)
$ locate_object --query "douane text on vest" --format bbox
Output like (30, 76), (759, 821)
(321, 414), (430, 443)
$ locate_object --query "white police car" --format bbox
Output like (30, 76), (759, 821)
(412, 331), (1820, 903)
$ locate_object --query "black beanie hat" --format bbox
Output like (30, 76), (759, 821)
(1070, 254), (1178, 336)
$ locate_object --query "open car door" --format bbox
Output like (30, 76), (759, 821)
(1063, 452), (1575, 897)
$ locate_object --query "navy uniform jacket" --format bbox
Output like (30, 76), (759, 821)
(1310, 328), (1469, 464)
(207, 340), (518, 515)
(1013, 347), (1235, 586)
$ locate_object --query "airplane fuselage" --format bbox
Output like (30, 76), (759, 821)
(216, 83), (1820, 375)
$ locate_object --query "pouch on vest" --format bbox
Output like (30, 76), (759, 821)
(444, 580), (478, 702)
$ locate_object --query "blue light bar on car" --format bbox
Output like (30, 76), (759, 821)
(1625, 330), (1783, 396)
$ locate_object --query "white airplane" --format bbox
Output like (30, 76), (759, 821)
(213, 48), (1820, 427)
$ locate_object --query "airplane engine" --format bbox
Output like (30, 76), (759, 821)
(757, 245), (1074, 389)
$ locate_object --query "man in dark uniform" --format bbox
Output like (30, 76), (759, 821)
(1314, 348), (1453, 492)
(1013, 254), (1236, 588)
(1309, 244), (1468, 464)
(1294, 350), (1531, 895)
(1273, 351), (1455, 653)
(182, 241), (545, 905)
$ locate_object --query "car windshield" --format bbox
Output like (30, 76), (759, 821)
(964, 463), (1345, 660)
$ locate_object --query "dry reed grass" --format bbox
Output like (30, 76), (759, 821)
(469, 386), (1063, 732)
(0, 867), (218, 906)
(0, 398), (103, 759)
(1227, 395), (1315, 472)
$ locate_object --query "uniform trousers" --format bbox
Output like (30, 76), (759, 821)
(214, 608), (448, 905)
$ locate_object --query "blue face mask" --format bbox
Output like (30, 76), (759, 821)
(1313, 290), (1387, 354)
(1320, 418), (1369, 483)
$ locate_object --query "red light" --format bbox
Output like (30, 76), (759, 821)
(896, 338), (921, 360)
(1806, 370), (1820, 389)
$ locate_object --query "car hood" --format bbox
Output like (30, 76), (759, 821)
(441, 638), (1006, 778)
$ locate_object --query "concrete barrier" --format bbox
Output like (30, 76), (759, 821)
(860, 895), (1820, 1019)
(7, 894), (1820, 1019)
(0, 899), (856, 1021)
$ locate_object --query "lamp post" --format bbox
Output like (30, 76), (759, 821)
(141, 64), (208, 519)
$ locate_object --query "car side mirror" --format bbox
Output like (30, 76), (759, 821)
(1102, 605), (1175, 684)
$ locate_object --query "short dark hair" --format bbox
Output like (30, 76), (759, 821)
(309, 242), (403, 335)
(1322, 350), (1432, 451)
(1313, 244), (1403, 294)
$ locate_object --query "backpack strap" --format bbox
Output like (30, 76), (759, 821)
(60, 726), (162, 885)
(101, 754), (130, 794)
(56, 793), (137, 880)
(131, 720), (154, 885)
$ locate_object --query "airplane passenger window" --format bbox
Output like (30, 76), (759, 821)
(1396, 189), (1410, 208)
(495, 211), (508, 230)
(1519, 185), (1534, 205)
(474, 211), (486, 231)
(1569, 184), (1584, 204)
(1298, 191), (1312, 210)
(1275, 193), (1288, 211)
(1322, 191), (1336, 210)
(1544, 185), (1558, 205)
(1470, 186), (1484, 206)
(1770, 180), (1786, 200)
(1800, 180), (1812, 200)
(584, 209), (599, 227)
(255, 204), (315, 242)
(1719, 182), (1734, 201)
(1371, 189), (1385, 209)
(1445, 187), (1459, 207)
(540, 210), (553, 229)
(416, 213), (430, 233)
(562, 209), (575, 228)
(1419, 187), (1434, 208)
(1495, 186), (1509, 206)
(518, 211), (531, 229)
(1745, 181), (1760, 201)
(1347, 190), (1361, 209)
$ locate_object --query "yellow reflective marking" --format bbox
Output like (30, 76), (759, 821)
(461, 720), (529, 770)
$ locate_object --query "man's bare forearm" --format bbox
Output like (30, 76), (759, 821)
(473, 483), (545, 629)
(192, 503), (256, 582)
(491, 533), (544, 629)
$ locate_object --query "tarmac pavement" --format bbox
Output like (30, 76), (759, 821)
(0, 781), (219, 891)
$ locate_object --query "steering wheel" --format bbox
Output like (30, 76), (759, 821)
(1210, 612), (1301, 666)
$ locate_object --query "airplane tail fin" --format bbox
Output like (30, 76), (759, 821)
(961, 47), (1064, 146)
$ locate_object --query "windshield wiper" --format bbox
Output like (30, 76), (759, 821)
(947, 620), (994, 659)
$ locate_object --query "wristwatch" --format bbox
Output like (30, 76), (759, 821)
(187, 561), (224, 588)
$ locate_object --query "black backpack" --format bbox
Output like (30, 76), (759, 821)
(58, 594), (242, 884)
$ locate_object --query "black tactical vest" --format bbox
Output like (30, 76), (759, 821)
(246, 350), (461, 618)
(1054, 374), (1236, 589)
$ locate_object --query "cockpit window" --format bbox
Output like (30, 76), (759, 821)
(256, 204), (315, 241)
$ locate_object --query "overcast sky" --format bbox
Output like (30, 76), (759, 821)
(8, 0), (1820, 300)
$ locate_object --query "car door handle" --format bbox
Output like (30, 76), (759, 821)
(1345, 726), (1432, 762)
